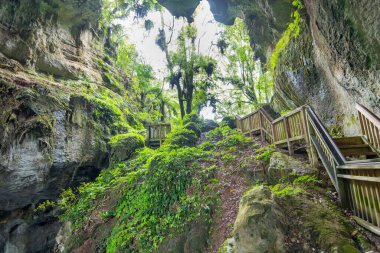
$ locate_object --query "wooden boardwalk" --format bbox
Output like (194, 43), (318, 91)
(236, 103), (380, 235)
(147, 123), (171, 148)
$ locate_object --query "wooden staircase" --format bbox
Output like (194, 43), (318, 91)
(333, 136), (379, 159)
(236, 103), (380, 236)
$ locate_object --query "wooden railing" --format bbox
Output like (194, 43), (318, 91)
(236, 103), (380, 236)
(337, 161), (380, 234)
(357, 103), (380, 152)
(147, 123), (171, 146)
(305, 107), (346, 190)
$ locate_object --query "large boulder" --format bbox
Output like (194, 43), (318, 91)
(233, 186), (285, 253)
(229, 184), (363, 252)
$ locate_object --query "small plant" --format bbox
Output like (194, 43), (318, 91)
(255, 145), (274, 162)
(270, 184), (302, 197)
(100, 211), (115, 220)
(293, 175), (318, 184)
(222, 154), (236, 163)
(35, 200), (56, 213)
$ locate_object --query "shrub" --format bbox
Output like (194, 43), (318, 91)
(185, 122), (201, 137)
(201, 119), (219, 133)
(164, 128), (198, 147)
(183, 112), (203, 126)
(220, 115), (236, 129)
(109, 133), (145, 164)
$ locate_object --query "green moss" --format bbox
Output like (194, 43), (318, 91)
(269, 0), (304, 73)
(270, 184), (303, 197)
(164, 128), (198, 147)
(58, 126), (256, 252)
(109, 133), (145, 164)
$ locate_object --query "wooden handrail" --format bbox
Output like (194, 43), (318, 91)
(272, 105), (306, 124)
(356, 103), (380, 152)
(356, 103), (380, 127)
(305, 106), (346, 165)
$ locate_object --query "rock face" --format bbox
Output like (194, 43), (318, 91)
(0, 70), (113, 252)
(0, 0), (102, 81)
(0, 1), (119, 252)
(156, 221), (210, 253)
(273, 0), (380, 135)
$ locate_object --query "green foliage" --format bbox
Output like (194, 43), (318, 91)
(293, 175), (318, 184)
(270, 184), (303, 197)
(164, 128), (198, 147)
(255, 145), (275, 162)
(201, 119), (219, 133)
(220, 115), (236, 129)
(35, 200), (56, 213)
(58, 131), (237, 251)
(219, 18), (273, 107)
(109, 132), (145, 163)
(183, 112), (203, 126)
(204, 126), (250, 150)
(269, 0), (304, 72)
(58, 126), (250, 252)
(222, 154), (236, 163)
(161, 23), (218, 117)
(184, 122), (201, 137)
(271, 174), (319, 197)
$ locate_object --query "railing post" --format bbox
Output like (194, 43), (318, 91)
(259, 111), (265, 143)
(301, 107), (314, 165)
(305, 113), (319, 167)
(284, 116), (294, 155)
(249, 115), (253, 138)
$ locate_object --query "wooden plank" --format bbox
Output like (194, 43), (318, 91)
(353, 216), (380, 236)
(337, 162), (380, 170)
(337, 174), (380, 183)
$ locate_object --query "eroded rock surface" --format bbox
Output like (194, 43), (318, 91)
(273, 0), (380, 135)
(233, 186), (285, 253)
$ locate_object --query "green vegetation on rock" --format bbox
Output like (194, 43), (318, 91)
(56, 126), (251, 252)
(108, 133), (145, 164)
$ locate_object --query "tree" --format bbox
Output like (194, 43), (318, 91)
(156, 22), (217, 118)
(218, 18), (273, 106)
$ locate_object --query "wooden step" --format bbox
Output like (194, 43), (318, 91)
(333, 136), (365, 145)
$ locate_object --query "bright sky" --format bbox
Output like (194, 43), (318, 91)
(121, 1), (227, 119)
(122, 0), (223, 77)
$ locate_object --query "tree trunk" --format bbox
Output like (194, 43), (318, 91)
(160, 100), (165, 122)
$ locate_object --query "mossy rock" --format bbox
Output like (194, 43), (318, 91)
(220, 116), (236, 129)
(108, 133), (145, 164)
(184, 122), (201, 137)
(164, 128), (198, 147)
(201, 119), (219, 133)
